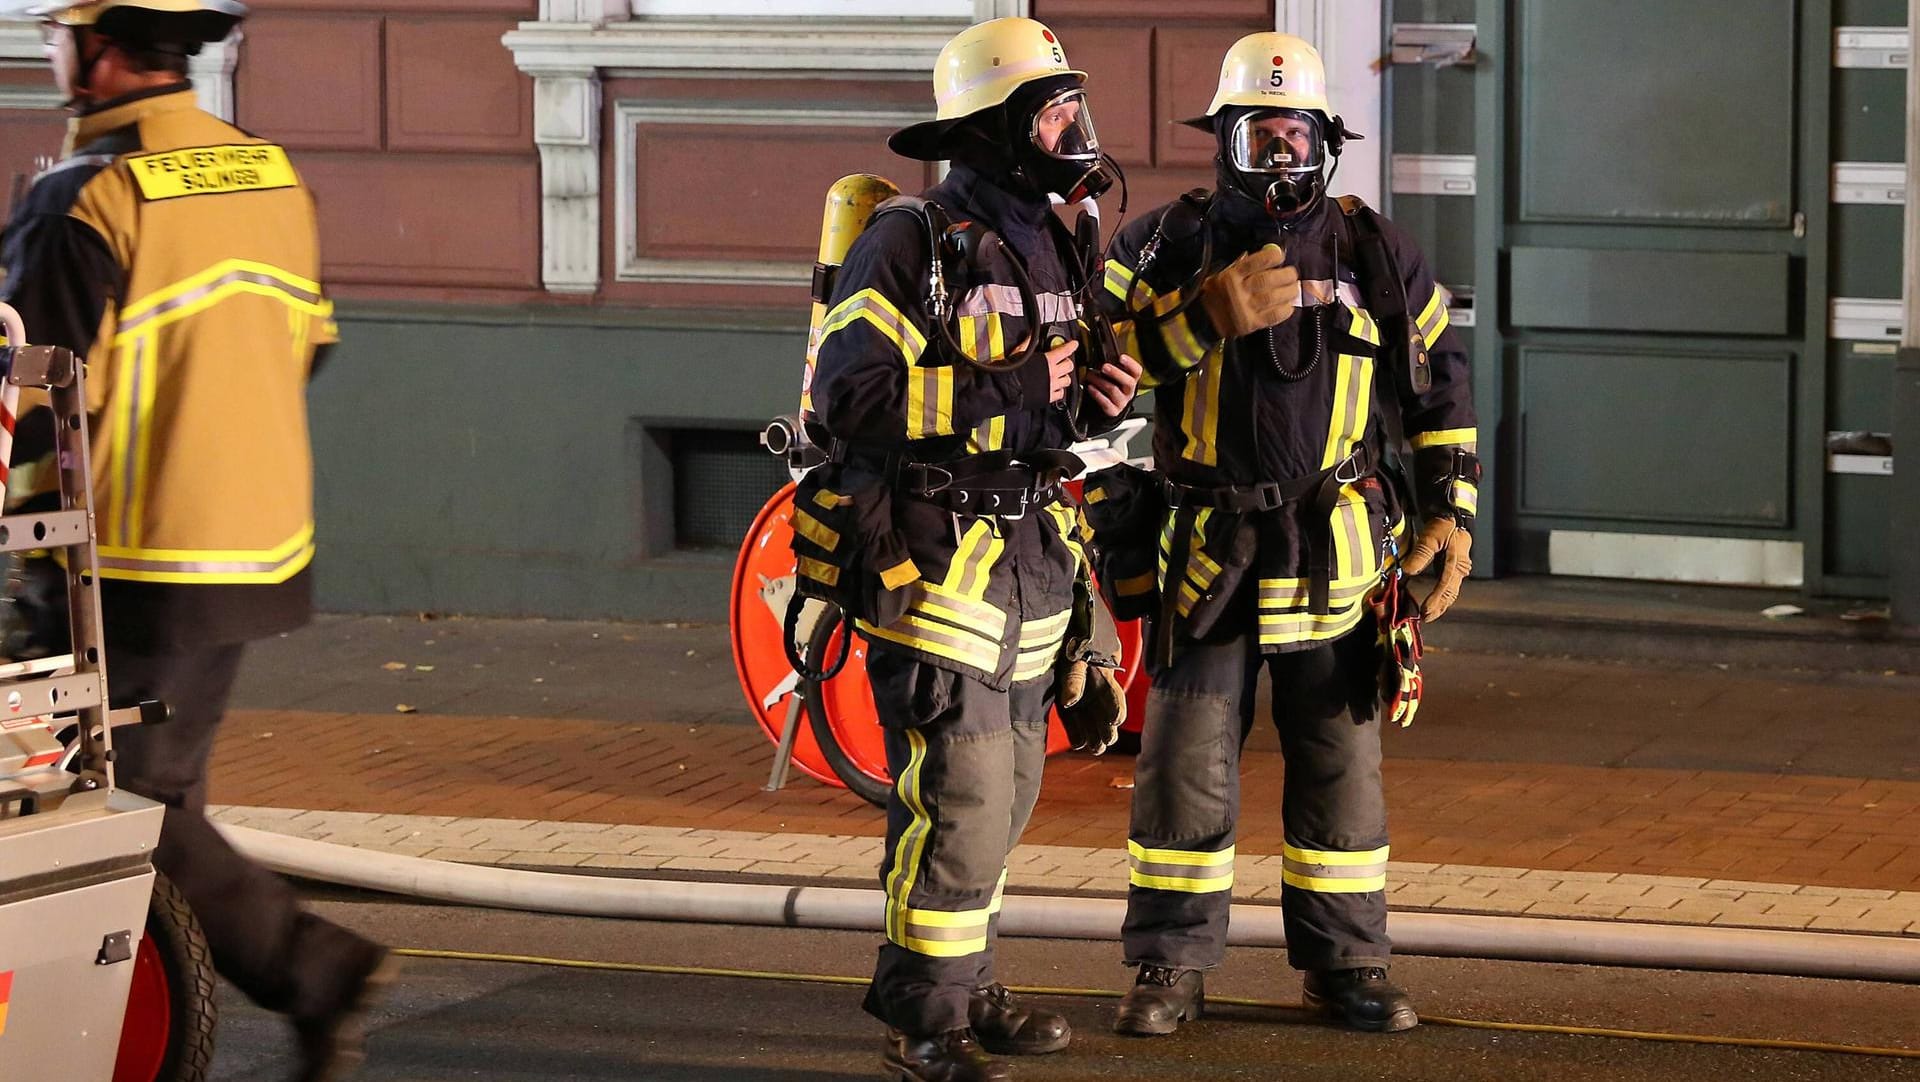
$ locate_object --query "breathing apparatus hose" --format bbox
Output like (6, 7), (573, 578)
(782, 598), (850, 683)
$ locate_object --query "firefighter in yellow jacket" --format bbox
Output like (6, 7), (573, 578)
(0, 2), (388, 1078)
(807, 17), (1141, 1082)
(1089, 34), (1477, 1037)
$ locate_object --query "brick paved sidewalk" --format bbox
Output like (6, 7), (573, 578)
(207, 706), (1920, 895)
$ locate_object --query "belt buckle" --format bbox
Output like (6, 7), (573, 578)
(919, 463), (954, 495)
(1253, 481), (1283, 509)
(1333, 449), (1367, 486)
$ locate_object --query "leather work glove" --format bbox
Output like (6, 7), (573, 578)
(1057, 656), (1126, 755)
(1401, 517), (1472, 622)
(1199, 243), (1300, 340)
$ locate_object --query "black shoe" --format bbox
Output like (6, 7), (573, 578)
(1113, 964), (1204, 1037)
(291, 942), (399, 1082)
(1301, 966), (1419, 1033)
(968, 982), (1071, 1055)
(883, 1027), (1012, 1082)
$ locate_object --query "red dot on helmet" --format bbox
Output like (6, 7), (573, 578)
(1043, 29), (1056, 42)
(1272, 55), (1284, 65)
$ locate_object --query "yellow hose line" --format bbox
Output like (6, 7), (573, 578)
(392, 947), (1920, 1060)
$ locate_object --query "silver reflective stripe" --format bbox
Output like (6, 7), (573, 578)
(98, 546), (311, 577)
(902, 921), (985, 943)
(118, 335), (148, 548)
(119, 267), (324, 335)
(1129, 855), (1234, 882)
(1280, 856), (1388, 880)
(956, 285), (1077, 324)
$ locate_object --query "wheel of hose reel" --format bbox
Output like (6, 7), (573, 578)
(115, 871), (217, 1082)
(802, 606), (892, 807)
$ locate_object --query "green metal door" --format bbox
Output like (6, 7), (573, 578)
(1388, 0), (1842, 589)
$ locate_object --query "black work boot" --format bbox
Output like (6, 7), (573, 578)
(1301, 966), (1419, 1033)
(969, 982), (1071, 1055)
(883, 1027), (1012, 1082)
(1112, 964), (1204, 1036)
(291, 938), (399, 1082)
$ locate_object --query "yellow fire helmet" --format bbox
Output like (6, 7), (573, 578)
(21, 0), (244, 43)
(1181, 31), (1331, 130)
(890, 16), (1086, 161)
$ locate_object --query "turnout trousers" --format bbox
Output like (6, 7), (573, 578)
(109, 644), (382, 1017)
(861, 645), (1056, 1036)
(1121, 623), (1391, 973)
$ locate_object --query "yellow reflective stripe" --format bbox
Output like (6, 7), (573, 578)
(1012, 655), (1056, 681)
(812, 489), (850, 509)
(906, 362), (957, 439)
(1321, 353), (1373, 470)
(987, 414), (1005, 451)
(797, 556), (841, 586)
(1410, 427), (1479, 450)
(1424, 304), (1451, 342)
(1414, 287), (1446, 340)
(114, 263), (329, 346)
(1257, 606), (1370, 645)
(1284, 844), (1389, 867)
(1164, 310), (1210, 369)
(1128, 840), (1237, 893)
(1258, 574), (1380, 611)
(818, 287), (928, 361)
(860, 617), (1000, 670)
(1129, 841), (1235, 867)
(96, 526), (317, 585)
(965, 528), (1005, 599)
(1103, 260), (1136, 302)
(1018, 609), (1072, 644)
(1132, 870), (1237, 893)
(1180, 351), (1223, 466)
(915, 585), (1008, 637)
(885, 730), (932, 945)
(103, 338), (136, 546)
(1453, 481), (1479, 517)
(1282, 869), (1387, 893)
(790, 508), (840, 551)
(904, 906), (995, 929)
(1117, 571), (1156, 596)
(879, 558), (921, 591)
(1346, 304), (1383, 346)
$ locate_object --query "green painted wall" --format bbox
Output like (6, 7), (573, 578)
(309, 304), (807, 622)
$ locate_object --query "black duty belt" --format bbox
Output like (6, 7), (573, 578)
(1164, 444), (1378, 616)
(899, 463), (1064, 518)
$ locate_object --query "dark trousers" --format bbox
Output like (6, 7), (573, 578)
(1122, 625), (1390, 973)
(110, 643), (378, 1018)
(861, 646), (1054, 1036)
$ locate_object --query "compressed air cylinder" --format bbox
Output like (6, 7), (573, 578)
(800, 174), (900, 422)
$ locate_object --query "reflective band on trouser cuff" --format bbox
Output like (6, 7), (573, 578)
(1128, 840), (1235, 893)
(899, 906), (993, 957)
(1280, 843), (1389, 893)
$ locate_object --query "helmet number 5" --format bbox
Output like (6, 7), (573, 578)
(1269, 69), (1284, 87)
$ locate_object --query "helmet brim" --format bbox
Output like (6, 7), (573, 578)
(888, 116), (971, 162)
(1176, 114), (1214, 133)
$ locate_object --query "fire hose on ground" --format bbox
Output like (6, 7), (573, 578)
(222, 824), (1920, 985)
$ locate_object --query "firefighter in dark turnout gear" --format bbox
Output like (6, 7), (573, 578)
(1088, 33), (1477, 1037)
(807, 16), (1141, 1082)
(0, 2), (390, 1078)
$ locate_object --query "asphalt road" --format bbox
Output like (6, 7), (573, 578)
(202, 892), (1920, 1081)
